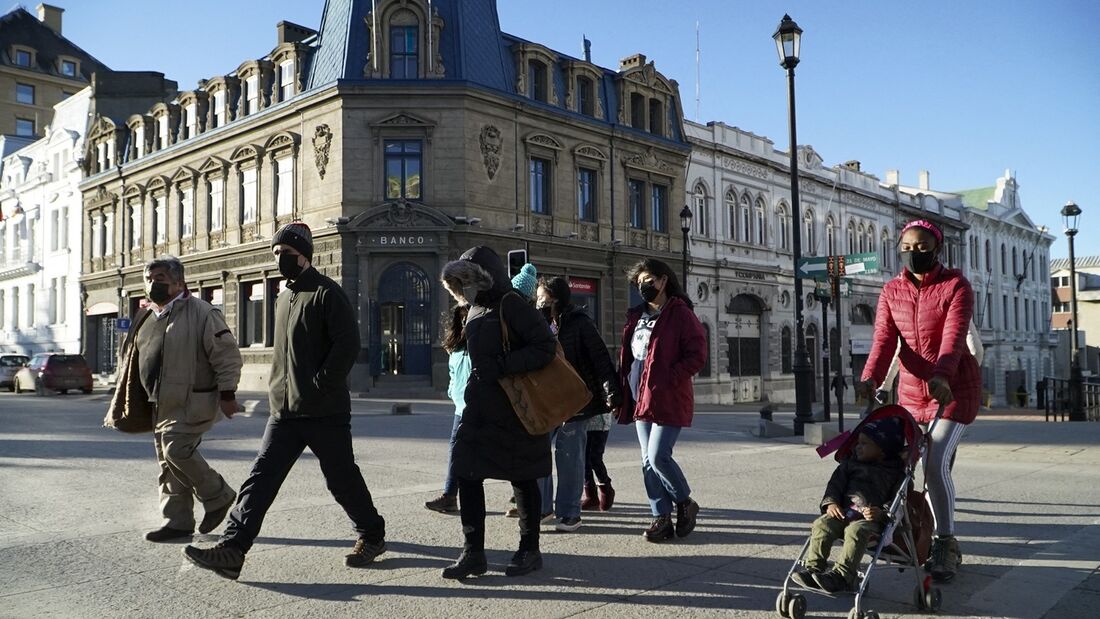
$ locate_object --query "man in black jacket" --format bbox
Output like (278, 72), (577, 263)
(184, 222), (386, 580)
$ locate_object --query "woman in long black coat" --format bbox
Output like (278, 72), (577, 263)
(439, 246), (556, 579)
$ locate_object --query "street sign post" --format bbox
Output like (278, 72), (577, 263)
(841, 252), (880, 276)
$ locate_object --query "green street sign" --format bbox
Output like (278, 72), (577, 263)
(815, 279), (851, 299)
(840, 252), (880, 276)
(796, 256), (831, 280)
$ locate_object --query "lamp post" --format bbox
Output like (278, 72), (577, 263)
(774, 14), (814, 433)
(680, 204), (693, 288)
(1062, 201), (1085, 421)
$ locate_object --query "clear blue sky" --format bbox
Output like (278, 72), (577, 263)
(59, 0), (1099, 259)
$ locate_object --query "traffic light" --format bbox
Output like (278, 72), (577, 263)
(507, 249), (528, 279)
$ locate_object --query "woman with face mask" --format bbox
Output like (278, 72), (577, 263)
(614, 259), (707, 543)
(856, 219), (981, 584)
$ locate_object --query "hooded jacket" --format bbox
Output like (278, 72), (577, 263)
(444, 247), (556, 481)
(269, 267), (360, 418)
(616, 296), (707, 427)
(555, 304), (619, 421)
(860, 263), (981, 425)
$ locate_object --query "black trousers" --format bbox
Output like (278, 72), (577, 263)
(458, 477), (540, 552)
(585, 430), (611, 485)
(223, 414), (385, 553)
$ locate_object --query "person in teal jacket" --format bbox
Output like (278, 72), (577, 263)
(425, 304), (471, 513)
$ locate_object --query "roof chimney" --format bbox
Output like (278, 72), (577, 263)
(619, 53), (647, 71)
(842, 160), (861, 172)
(277, 21), (317, 45)
(885, 170), (899, 186)
(583, 36), (592, 63)
(37, 3), (63, 35)
(919, 170), (930, 190)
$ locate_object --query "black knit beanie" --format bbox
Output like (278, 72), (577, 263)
(272, 222), (313, 261)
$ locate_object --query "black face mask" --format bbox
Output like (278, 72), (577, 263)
(639, 282), (660, 303)
(278, 253), (304, 280)
(147, 281), (173, 305)
(900, 249), (937, 274)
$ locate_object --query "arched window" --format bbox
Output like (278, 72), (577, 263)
(1001, 243), (1007, 274)
(985, 239), (992, 272)
(1012, 247), (1018, 275)
(740, 193), (752, 243)
(826, 216), (837, 256)
(803, 209), (816, 255)
(866, 225), (875, 255)
(777, 202), (791, 250)
(847, 220), (857, 254)
(857, 224), (866, 253)
(755, 197), (766, 245)
(389, 9), (420, 79)
(693, 183), (709, 237)
(726, 190), (737, 240)
(881, 231), (892, 271)
(781, 326), (793, 374)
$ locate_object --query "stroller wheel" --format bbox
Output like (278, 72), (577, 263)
(775, 591), (791, 617)
(787, 593), (806, 619)
(925, 588), (943, 612)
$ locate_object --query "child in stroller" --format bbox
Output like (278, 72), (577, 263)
(794, 416), (905, 593)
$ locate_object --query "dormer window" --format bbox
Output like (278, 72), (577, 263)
(212, 90), (226, 127)
(61, 60), (77, 77)
(390, 25), (418, 79)
(245, 75), (260, 115)
(13, 48), (33, 67)
(279, 59), (296, 98)
(528, 60), (547, 102)
(135, 125), (145, 157)
(648, 98), (664, 136)
(157, 116), (169, 149)
(630, 94), (645, 129)
(184, 104), (198, 139)
(577, 77), (594, 116)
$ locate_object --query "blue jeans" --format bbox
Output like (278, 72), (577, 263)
(538, 421), (588, 519)
(442, 415), (462, 496)
(635, 421), (690, 517)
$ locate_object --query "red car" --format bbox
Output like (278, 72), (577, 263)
(13, 353), (94, 395)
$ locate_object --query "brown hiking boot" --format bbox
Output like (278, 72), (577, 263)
(928, 536), (960, 582)
(675, 498), (700, 538)
(345, 538), (386, 567)
(643, 515), (675, 542)
(425, 494), (458, 513)
(183, 542), (245, 580)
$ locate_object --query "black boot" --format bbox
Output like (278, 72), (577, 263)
(441, 550), (488, 580)
(505, 549), (543, 576)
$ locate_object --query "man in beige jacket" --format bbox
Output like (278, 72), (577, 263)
(108, 256), (242, 542)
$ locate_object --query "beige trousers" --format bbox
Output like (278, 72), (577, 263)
(154, 430), (235, 530)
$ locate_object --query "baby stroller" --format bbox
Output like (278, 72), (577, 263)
(775, 403), (944, 619)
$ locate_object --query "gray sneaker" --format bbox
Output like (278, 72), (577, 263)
(183, 542), (245, 580)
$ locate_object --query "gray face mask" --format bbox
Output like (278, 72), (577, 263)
(462, 284), (481, 306)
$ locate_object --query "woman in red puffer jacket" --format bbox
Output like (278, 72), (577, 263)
(858, 219), (980, 585)
(615, 258), (707, 544)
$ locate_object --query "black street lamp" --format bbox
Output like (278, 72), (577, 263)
(1061, 200), (1086, 421)
(680, 204), (693, 288)
(774, 14), (814, 433)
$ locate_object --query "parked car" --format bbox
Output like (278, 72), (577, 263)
(13, 353), (94, 395)
(1, 354), (30, 391)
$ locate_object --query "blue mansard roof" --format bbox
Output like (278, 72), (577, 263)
(305, 0), (686, 145)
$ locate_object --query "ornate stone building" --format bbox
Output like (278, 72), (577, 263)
(685, 122), (976, 406)
(79, 0), (690, 392)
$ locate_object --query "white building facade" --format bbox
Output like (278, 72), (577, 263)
(955, 171), (1055, 406)
(0, 88), (90, 357)
(683, 121), (970, 406)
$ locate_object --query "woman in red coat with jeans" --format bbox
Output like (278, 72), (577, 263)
(615, 259), (707, 542)
(857, 219), (981, 583)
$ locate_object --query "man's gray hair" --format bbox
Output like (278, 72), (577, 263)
(144, 256), (185, 283)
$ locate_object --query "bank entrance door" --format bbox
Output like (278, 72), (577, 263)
(373, 262), (432, 376)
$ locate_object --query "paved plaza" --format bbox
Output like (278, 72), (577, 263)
(1, 391), (1099, 618)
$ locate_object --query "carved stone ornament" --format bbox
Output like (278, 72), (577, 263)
(387, 199), (415, 226)
(623, 148), (675, 175)
(312, 124), (333, 179)
(479, 125), (502, 181)
(533, 216), (552, 235)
